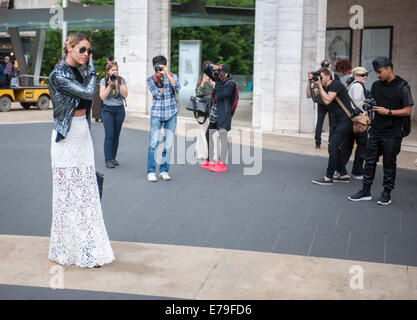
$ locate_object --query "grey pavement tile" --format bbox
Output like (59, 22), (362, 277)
(401, 211), (417, 235)
(273, 224), (317, 256)
(336, 206), (370, 232)
(235, 225), (281, 253)
(203, 215), (251, 250)
(386, 233), (417, 266)
(134, 214), (190, 244)
(169, 215), (218, 247)
(369, 207), (401, 233)
(277, 200), (312, 227)
(309, 226), (350, 260)
(305, 202), (339, 229)
(346, 229), (386, 263)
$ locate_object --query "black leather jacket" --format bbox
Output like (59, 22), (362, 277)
(48, 59), (97, 142)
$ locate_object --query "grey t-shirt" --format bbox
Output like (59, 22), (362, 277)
(100, 77), (126, 106)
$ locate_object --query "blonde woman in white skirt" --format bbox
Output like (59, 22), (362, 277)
(48, 33), (115, 268)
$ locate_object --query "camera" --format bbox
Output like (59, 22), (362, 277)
(154, 63), (162, 73)
(210, 64), (224, 79)
(310, 71), (321, 82)
(109, 74), (117, 82)
(363, 98), (376, 112)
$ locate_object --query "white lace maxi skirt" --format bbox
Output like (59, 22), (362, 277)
(49, 115), (115, 268)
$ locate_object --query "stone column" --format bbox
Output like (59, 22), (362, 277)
(253, 0), (327, 133)
(114, 0), (171, 117)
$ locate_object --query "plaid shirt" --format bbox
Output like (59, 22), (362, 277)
(4, 62), (16, 77)
(147, 73), (180, 121)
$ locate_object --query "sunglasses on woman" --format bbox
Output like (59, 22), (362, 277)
(78, 47), (92, 55)
(357, 73), (368, 77)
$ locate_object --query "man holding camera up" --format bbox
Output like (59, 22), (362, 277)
(146, 55), (180, 182)
(308, 68), (361, 185)
(349, 57), (414, 206)
(313, 60), (340, 149)
(201, 63), (236, 173)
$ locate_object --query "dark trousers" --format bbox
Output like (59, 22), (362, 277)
(315, 104), (330, 147)
(102, 104), (125, 163)
(205, 122), (228, 163)
(363, 136), (402, 191)
(326, 121), (353, 179)
(351, 131), (368, 176)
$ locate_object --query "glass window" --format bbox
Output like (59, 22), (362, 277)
(325, 28), (352, 67)
(360, 27), (393, 90)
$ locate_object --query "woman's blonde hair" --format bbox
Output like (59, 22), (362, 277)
(63, 33), (91, 56)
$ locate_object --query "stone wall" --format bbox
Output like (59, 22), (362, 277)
(327, 0), (417, 119)
(114, 0), (171, 117)
(253, 0), (327, 134)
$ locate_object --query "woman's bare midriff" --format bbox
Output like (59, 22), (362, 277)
(73, 109), (86, 117)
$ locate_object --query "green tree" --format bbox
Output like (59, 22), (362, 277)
(171, 24), (254, 75)
(41, 29), (114, 78)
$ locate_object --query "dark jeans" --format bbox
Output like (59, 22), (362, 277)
(205, 122), (228, 163)
(326, 121), (353, 179)
(363, 136), (402, 191)
(315, 104), (331, 147)
(352, 131), (368, 176)
(102, 104), (125, 163)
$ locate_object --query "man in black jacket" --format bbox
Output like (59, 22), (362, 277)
(201, 63), (236, 173)
(310, 68), (360, 186)
(349, 57), (414, 206)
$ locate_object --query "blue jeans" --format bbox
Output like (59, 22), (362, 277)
(102, 104), (125, 163)
(147, 114), (177, 174)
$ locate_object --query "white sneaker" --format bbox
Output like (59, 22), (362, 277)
(159, 172), (171, 181)
(147, 172), (157, 182)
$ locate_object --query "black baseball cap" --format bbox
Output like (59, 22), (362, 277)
(219, 64), (229, 73)
(372, 56), (393, 70)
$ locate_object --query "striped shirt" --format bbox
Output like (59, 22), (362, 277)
(146, 73), (180, 121)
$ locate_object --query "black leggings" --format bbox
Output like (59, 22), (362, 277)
(205, 122), (228, 163)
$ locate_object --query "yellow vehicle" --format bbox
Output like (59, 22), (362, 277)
(0, 86), (51, 112)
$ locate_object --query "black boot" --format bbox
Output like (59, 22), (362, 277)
(348, 184), (372, 202)
(377, 189), (392, 206)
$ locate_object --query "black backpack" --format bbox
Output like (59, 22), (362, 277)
(399, 82), (412, 137)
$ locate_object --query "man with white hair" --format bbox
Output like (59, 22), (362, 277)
(347, 66), (370, 180)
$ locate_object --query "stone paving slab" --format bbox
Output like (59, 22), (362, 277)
(1, 235), (416, 300)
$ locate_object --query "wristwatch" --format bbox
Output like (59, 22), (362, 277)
(388, 109), (392, 116)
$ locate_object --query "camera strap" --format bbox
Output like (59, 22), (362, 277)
(335, 97), (352, 118)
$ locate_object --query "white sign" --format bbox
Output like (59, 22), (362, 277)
(178, 40), (202, 110)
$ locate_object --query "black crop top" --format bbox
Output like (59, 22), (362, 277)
(70, 66), (90, 110)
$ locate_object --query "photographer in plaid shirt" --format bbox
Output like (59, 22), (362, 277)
(146, 55), (180, 182)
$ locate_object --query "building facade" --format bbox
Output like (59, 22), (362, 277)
(114, 0), (417, 133)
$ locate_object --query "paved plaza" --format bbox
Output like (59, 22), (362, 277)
(1, 107), (417, 299)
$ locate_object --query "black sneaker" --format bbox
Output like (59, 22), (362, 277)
(334, 175), (351, 183)
(348, 189), (372, 202)
(105, 161), (115, 168)
(312, 178), (334, 186)
(377, 191), (392, 206)
(111, 159), (119, 167)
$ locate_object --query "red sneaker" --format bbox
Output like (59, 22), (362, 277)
(209, 161), (227, 173)
(201, 159), (213, 169)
